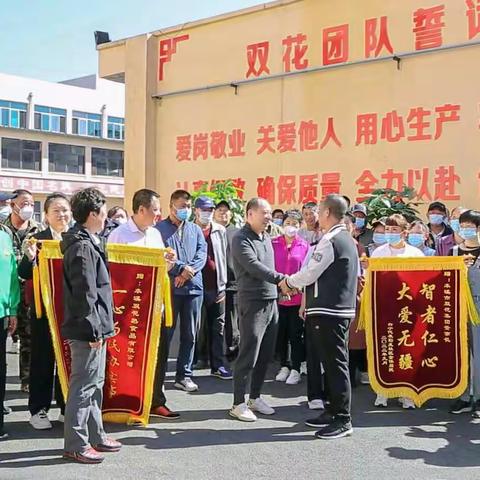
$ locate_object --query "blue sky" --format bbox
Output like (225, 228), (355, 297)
(1, 0), (264, 82)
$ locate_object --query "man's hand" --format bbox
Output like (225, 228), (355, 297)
(360, 254), (369, 270)
(164, 248), (177, 264)
(181, 265), (195, 280)
(174, 276), (186, 288)
(279, 278), (297, 296)
(464, 254), (475, 268)
(7, 316), (17, 336)
(25, 240), (38, 262)
(89, 339), (103, 349)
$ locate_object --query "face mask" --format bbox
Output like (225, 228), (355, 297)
(450, 219), (460, 233)
(385, 233), (402, 245)
(175, 207), (191, 222)
(355, 218), (366, 229)
(284, 226), (298, 238)
(429, 214), (444, 226)
(459, 227), (478, 241)
(0, 205), (12, 218)
(273, 218), (283, 226)
(408, 233), (424, 247)
(372, 232), (386, 245)
(18, 205), (34, 222)
(199, 211), (214, 225)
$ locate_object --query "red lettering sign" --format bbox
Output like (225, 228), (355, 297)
(323, 24), (349, 65)
(413, 5), (446, 51)
(246, 42), (271, 78)
(365, 16), (394, 58)
(158, 34), (189, 81)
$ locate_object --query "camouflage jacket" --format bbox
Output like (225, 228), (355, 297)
(0, 215), (40, 264)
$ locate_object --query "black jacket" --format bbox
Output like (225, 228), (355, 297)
(232, 223), (284, 301)
(60, 224), (114, 342)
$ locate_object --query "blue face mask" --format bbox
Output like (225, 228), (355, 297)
(459, 227), (478, 240)
(373, 233), (386, 245)
(273, 218), (283, 226)
(429, 214), (444, 226)
(175, 207), (191, 222)
(355, 218), (366, 229)
(385, 233), (402, 245)
(408, 233), (424, 247)
(450, 219), (460, 233)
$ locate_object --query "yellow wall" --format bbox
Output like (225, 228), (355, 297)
(99, 0), (480, 211)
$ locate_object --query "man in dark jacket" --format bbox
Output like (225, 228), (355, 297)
(230, 198), (285, 422)
(281, 194), (359, 440)
(60, 187), (121, 464)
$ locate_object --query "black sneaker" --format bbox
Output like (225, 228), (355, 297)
(315, 420), (353, 440)
(449, 399), (472, 414)
(305, 411), (334, 428)
(472, 400), (480, 419)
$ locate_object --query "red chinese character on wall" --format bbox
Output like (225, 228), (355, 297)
(413, 5), (446, 51)
(158, 34), (189, 81)
(257, 125), (276, 155)
(257, 176), (276, 204)
(365, 16), (394, 58)
(246, 41), (271, 78)
(321, 172), (342, 198)
(356, 113), (378, 145)
(355, 170), (379, 201)
(176, 180), (189, 191)
(381, 169), (405, 191)
(407, 168), (433, 201)
(299, 174), (318, 203)
(176, 135), (192, 162)
(434, 104), (461, 140)
(277, 122), (297, 153)
(210, 131), (227, 159)
(277, 175), (297, 205)
(320, 117), (342, 149)
(228, 129), (246, 157)
(298, 120), (319, 151)
(231, 178), (246, 199)
(434, 165), (460, 201)
(381, 110), (405, 143)
(323, 24), (349, 65)
(466, 0), (480, 40)
(282, 33), (309, 72)
(193, 133), (209, 161)
(192, 180), (208, 191)
(407, 107), (432, 141)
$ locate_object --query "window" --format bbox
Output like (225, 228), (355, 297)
(107, 116), (124, 140)
(34, 105), (66, 133)
(34, 201), (42, 223)
(91, 148), (124, 177)
(72, 111), (101, 137)
(0, 100), (27, 129)
(48, 143), (85, 174)
(1, 138), (41, 170)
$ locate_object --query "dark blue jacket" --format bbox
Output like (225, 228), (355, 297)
(156, 218), (207, 296)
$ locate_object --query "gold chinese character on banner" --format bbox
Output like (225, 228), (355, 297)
(420, 283), (436, 301)
(136, 273), (144, 280)
(110, 339), (120, 353)
(397, 282), (413, 301)
(421, 356), (439, 368)
(110, 356), (120, 367)
(398, 306), (413, 324)
(112, 290), (127, 315)
(397, 330), (415, 347)
(399, 353), (414, 370)
(421, 330), (439, 346)
(421, 305), (437, 325)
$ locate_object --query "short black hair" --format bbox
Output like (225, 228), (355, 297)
(215, 200), (230, 210)
(342, 195), (351, 208)
(71, 188), (106, 224)
(12, 189), (32, 197)
(321, 194), (348, 220)
(428, 201), (447, 214)
(272, 209), (284, 217)
(246, 197), (269, 214)
(459, 210), (480, 228)
(108, 206), (128, 219)
(170, 189), (191, 204)
(132, 189), (159, 214)
(44, 192), (69, 213)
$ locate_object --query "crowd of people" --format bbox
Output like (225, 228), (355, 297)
(1, 186), (480, 463)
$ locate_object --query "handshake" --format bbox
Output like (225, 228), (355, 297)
(278, 278), (300, 297)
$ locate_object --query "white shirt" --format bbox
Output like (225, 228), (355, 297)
(108, 217), (165, 248)
(371, 242), (424, 258)
(50, 227), (63, 241)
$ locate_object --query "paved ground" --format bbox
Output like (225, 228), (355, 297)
(1, 335), (480, 480)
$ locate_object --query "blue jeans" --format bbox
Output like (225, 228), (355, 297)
(172, 294), (203, 382)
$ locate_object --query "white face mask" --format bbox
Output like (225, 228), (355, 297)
(115, 217), (128, 225)
(199, 211), (214, 225)
(0, 205), (12, 217)
(284, 226), (299, 237)
(18, 205), (34, 222)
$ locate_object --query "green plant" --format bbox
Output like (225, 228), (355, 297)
(362, 186), (423, 223)
(190, 180), (245, 227)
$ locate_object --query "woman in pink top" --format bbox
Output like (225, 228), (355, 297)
(272, 210), (310, 385)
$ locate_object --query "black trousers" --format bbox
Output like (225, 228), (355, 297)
(152, 323), (171, 408)
(0, 325), (7, 433)
(28, 315), (65, 415)
(224, 290), (240, 357)
(305, 315), (351, 420)
(277, 305), (305, 371)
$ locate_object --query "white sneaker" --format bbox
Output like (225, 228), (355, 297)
(285, 369), (301, 385)
(229, 403), (257, 422)
(300, 362), (307, 375)
(308, 399), (325, 410)
(248, 397), (275, 415)
(30, 409), (52, 430)
(374, 394), (388, 407)
(360, 372), (370, 385)
(401, 397), (416, 410)
(174, 378), (199, 392)
(275, 367), (290, 382)
(57, 414), (64, 423)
